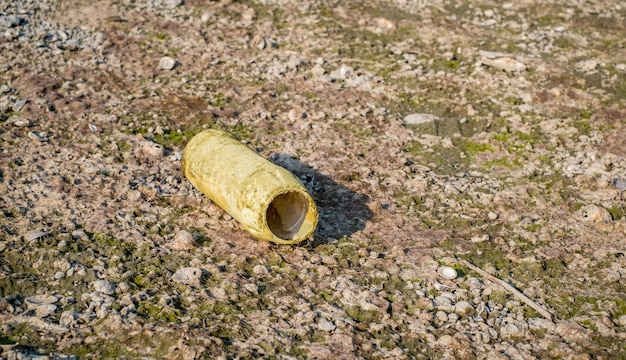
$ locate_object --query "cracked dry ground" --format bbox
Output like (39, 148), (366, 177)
(1, 0), (626, 359)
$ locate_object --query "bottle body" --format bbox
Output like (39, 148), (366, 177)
(182, 130), (318, 244)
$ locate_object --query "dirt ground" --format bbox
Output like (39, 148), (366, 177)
(1, 0), (626, 358)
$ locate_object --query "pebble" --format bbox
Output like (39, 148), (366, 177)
(580, 205), (612, 223)
(252, 264), (270, 278)
(27, 230), (48, 243)
(60, 310), (78, 326)
(471, 234), (489, 243)
(243, 283), (258, 294)
(168, 230), (197, 250)
(454, 301), (475, 317)
(403, 113), (439, 126)
(25, 295), (59, 308)
(575, 59), (598, 72)
(167, 0), (183, 8)
(318, 318), (336, 332)
(172, 267), (203, 285)
(12, 98), (26, 111)
(135, 141), (164, 160)
(10, 115), (30, 127)
(435, 311), (448, 324)
(481, 57), (526, 72)
(159, 56), (177, 70)
(93, 280), (116, 295)
(488, 212), (498, 220)
(28, 131), (48, 142)
(468, 277), (483, 290)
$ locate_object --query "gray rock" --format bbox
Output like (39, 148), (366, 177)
(12, 99), (26, 112)
(93, 280), (116, 295)
(167, 0), (183, 8)
(454, 301), (475, 317)
(60, 310), (78, 325)
(25, 294), (59, 307)
(403, 113), (439, 126)
(26, 230), (48, 243)
(34, 304), (57, 317)
(481, 56), (526, 72)
(318, 318), (336, 332)
(168, 230), (196, 250)
(172, 267), (203, 285)
(0, 15), (21, 29)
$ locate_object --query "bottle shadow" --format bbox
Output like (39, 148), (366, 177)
(269, 154), (373, 246)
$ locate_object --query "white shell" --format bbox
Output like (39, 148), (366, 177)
(27, 230), (48, 242)
(159, 56), (176, 70)
(437, 266), (458, 280)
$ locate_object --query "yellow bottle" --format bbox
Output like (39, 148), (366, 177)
(182, 129), (318, 244)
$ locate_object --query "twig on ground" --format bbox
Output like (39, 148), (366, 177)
(457, 258), (554, 322)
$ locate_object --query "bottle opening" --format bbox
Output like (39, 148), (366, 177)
(266, 191), (310, 240)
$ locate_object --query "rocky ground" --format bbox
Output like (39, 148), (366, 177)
(1, 0), (626, 358)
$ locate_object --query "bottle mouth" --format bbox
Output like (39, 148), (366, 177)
(266, 191), (313, 241)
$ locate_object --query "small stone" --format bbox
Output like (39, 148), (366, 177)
(10, 115), (30, 127)
(481, 57), (526, 72)
(72, 230), (86, 240)
(528, 318), (556, 332)
(116, 282), (131, 294)
(615, 315), (626, 327)
(135, 140), (164, 161)
(318, 318), (336, 332)
(60, 310), (78, 325)
(159, 56), (177, 70)
(0, 15), (21, 29)
(576, 59), (598, 72)
(34, 304), (57, 318)
(404, 113), (439, 126)
(172, 267), (203, 285)
(488, 212), (498, 220)
(252, 265), (270, 278)
(416, 298), (434, 311)
(468, 277), (483, 290)
(454, 301), (475, 316)
(25, 294), (59, 308)
(580, 205), (612, 223)
(27, 230), (48, 243)
(167, 0), (183, 8)
(93, 280), (116, 295)
(28, 131), (48, 142)
(167, 151), (182, 161)
(243, 283), (258, 294)
(54, 271), (66, 279)
(500, 322), (526, 340)
(168, 230), (197, 250)
(471, 234), (489, 243)
(12, 99), (26, 112)
(201, 12), (212, 22)
(435, 311), (448, 324)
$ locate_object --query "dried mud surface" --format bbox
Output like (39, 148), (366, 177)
(1, 0), (626, 358)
